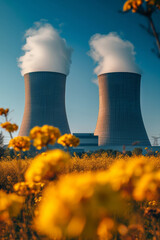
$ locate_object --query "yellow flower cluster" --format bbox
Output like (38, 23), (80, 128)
(57, 134), (80, 148)
(8, 136), (31, 151)
(35, 172), (125, 239)
(133, 169), (160, 201)
(14, 182), (45, 196)
(34, 157), (160, 239)
(123, 0), (142, 12)
(97, 218), (114, 240)
(0, 190), (24, 223)
(1, 122), (18, 133)
(97, 156), (160, 201)
(0, 108), (9, 117)
(30, 125), (61, 149)
(25, 149), (71, 182)
(123, 0), (160, 12)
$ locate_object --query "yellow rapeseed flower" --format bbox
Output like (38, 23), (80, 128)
(35, 172), (125, 239)
(123, 0), (133, 11)
(123, 0), (160, 13)
(0, 190), (24, 222)
(132, 0), (139, 11)
(148, 200), (157, 206)
(97, 156), (156, 199)
(14, 182), (44, 196)
(30, 125), (61, 149)
(1, 122), (18, 133)
(97, 217), (114, 240)
(57, 134), (80, 148)
(8, 136), (31, 151)
(25, 149), (71, 182)
(133, 171), (160, 201)
(29, 126), (41, 138)
(0, 108), (9, 117)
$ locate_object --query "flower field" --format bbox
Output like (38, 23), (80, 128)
(0, 108), (160, 240)
(1, 152), (160, 239)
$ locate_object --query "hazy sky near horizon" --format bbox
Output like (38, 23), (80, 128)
(0, 0), (160, 145)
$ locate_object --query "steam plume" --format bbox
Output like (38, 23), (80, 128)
(18, 22), (73, 76)
(89, 32), (141, 75)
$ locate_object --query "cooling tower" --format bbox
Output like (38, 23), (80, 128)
(19, 71), (70, 136)
(94, 72), (150, 146)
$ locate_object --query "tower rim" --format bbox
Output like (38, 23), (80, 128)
(98, 72), (141, 77)
(24, 71), (67, 77)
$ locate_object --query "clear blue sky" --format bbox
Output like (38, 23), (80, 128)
(0, 0), (160, 145)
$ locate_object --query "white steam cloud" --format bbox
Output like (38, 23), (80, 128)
(89, 32), (141, 75)
(18, 22), (73, 76)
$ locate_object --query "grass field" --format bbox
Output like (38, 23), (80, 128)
(1, 150), (160, 240)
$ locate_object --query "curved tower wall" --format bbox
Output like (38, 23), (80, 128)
(94, 72), (150, 146)
(19, 71), (70, 136)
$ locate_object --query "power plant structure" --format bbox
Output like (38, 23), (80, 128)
(18, 71), (152, 151)
(18, 71), (70, 136)
(94, 72), (151, 146)
(151, 136), (160, 146)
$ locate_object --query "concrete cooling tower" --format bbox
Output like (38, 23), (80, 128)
(94, 72), (151, 146)
(19, 71), (70, 136)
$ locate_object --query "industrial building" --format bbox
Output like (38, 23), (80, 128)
(73, 133), (98, 147)
(18, 71), (151, 152)
(19, 71), (70, 136)
(94, 72), (151, 147)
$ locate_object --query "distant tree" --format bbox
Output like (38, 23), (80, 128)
(125, 150), (133, 156)
(123, 0), (160, 57)
(132, 147), (143, 155)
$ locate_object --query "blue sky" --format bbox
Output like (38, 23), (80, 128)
(0, 0), (160, 145)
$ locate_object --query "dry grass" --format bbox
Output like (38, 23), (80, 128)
(66, 152), (119, 173)
(66, 151), (160, 173)
(1, 151), (160, 192)
(0, 158), (31, 192)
